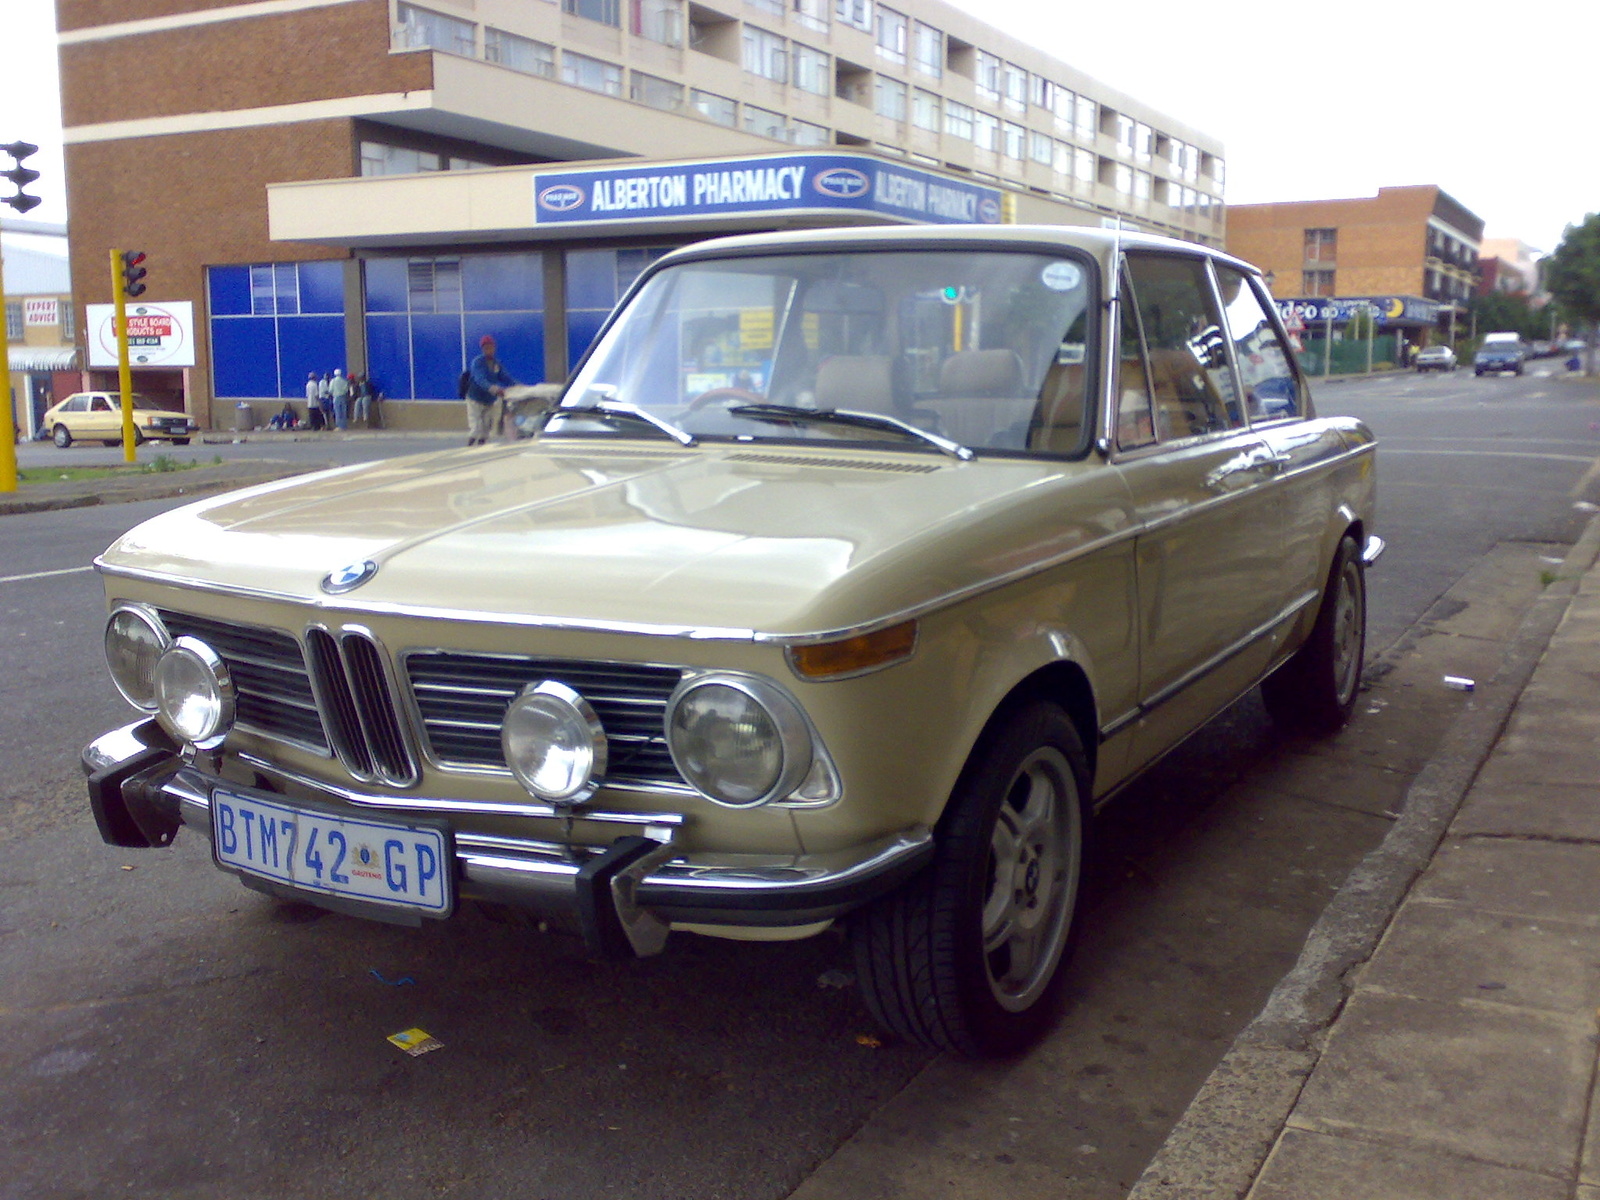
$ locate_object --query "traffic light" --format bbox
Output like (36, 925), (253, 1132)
(121, 250), (148, 298)
(1, 141), (40, 214)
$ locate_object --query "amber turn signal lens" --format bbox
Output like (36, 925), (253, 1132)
(788, 620), (918, 680)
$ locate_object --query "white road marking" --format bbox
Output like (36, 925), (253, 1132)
(0, 565), (95, 584)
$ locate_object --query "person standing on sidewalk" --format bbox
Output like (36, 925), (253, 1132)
(349, 374), (371, 427)
(303, 371), (322, 431)
(466, 334), (516, 446)
(330, 368), (351, 431)
(317, 373), (334, 431)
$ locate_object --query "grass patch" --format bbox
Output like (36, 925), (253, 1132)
(19, 457), (207, 485)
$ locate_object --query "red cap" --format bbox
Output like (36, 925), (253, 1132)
(479, 334), (495, 347)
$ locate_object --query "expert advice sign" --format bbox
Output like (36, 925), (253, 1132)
(88, 301), (196, 368)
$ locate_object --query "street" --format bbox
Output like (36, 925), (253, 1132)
(2, 363), (1597, 1200)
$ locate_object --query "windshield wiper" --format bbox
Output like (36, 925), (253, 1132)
(551, 387), (696, 447)
(728, 404), (974, 461)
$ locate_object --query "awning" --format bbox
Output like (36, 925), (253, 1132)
(8, 346), (78, 371)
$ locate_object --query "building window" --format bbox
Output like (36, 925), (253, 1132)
(1001, 121), (1025, 159)
(972, 110), (999, 152)
(944, 100), (973, 141)
(1133, 170), (1151, 200)
(562, 51), (623, 95)
(485, 28), (556, 76)
(632, 0), (682, 45)
(874, 6), (906, 63)
(746, 0), (784, 13)
(835, 0), (871, 32)
(631, 71), (683, 110)
(5, 301), (21, 341)
(912, 22), (941, 77)
(1113, 163), (1132, 193)
(793, 0), (828, 33)
(564, 0), (620, 27)
(974, 50), (1001, 100)
(61, 302), (75, 342)
(911, 88), (940, 131)
(875, 76), (907, 122)
(1303, 269), (1335, 297)
(407, 258), (463, 314)
(1133, 122), (1152, 161)
(1113, 113), (1134, 156)
(743, 26), (788, 82)
(1028, 130), (1052, 165)
(1305, 228), (1337, 262)
(1075, 150), (1094, 184)
(793, 43), (830, 94)
(394, 3), (476, 55)
(689, 88), (737, 125)
(1002, 62), (1026, 111)
(1075, 97), (1096, 141)
(743, 104), (787, 140)
(790, 119), (829, 145)
(360, 141), (477, 175)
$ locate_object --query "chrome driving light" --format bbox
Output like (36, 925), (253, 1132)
(104, 604), (171, 710)
(152, 635), (236, 749)
(665, 674), (813, 807)
(502, 680), (608, 805)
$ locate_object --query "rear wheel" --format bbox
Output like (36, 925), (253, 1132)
(1262, 534), (1366, 733)
(851, 701), (1089, 1056)
(52, 425), (72, 448)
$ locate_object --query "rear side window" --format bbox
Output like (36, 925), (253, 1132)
(1124, 254), (1239, 440)
(1216, 266), (1301, 421)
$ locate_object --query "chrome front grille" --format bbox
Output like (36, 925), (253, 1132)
(157, 610), (327, 750)
(305, 627), (419, 787)
(406, 651), (686, 789)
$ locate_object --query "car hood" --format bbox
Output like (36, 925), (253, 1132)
(98, 439), (1126, 638)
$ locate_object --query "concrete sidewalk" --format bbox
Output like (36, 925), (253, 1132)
(1130, 515), (1600, 1199)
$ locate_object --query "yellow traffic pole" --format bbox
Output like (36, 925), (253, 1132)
(0, 235), (17, 492)
(111, 247), (136, 462)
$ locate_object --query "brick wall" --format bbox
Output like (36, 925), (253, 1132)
(66, 120), (360, 422)
(61, 0), (425, 126)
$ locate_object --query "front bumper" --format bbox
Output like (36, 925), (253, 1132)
(83, 720), (933, 957)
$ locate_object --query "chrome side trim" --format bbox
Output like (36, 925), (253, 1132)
(1099, 589), (1318, 740)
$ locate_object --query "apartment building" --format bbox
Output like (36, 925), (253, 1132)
(1226, 185), (1484, 346)
(59, 0), (1226, 428)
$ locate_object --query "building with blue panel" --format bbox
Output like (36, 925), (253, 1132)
(59, 0), (1224, 431)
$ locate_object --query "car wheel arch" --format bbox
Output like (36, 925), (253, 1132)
(964, 660), (1101, 799)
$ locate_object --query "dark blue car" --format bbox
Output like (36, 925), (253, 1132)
(1474, 344), (1525, 376)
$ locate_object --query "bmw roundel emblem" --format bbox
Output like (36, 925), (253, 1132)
(538, 184), (587, 213)
(813, 168), (870, 200)
(321, 560), (378, 594)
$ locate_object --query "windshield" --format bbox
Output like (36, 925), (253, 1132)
(557, 248), (1096, 457)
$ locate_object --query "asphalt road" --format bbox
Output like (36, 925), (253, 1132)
(2, 363), (1596, 1200)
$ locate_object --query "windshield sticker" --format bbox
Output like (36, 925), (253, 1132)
(1041, 262), (1082, 292)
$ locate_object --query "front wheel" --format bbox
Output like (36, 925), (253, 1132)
(1262, 534), (1366, 733)
(851, 701), (1089, 1056)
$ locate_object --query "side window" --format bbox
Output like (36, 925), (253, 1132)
(1115, 264), (1156, 449)
(64, 394), (89, 412)
(91, 396), (114, 413)
(1125, 253), (1239, 440)
(1216, 266), (1300, 420)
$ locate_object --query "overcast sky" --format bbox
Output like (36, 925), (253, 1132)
(3, 0), (1591, 253)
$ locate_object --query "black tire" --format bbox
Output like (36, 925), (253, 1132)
(102, 439), (120, 447)
(52, 424), (71, 448)
(1262, 534), (1366, 734)
(851, 701), (1090, 1057)
(172, 437), (191, 446)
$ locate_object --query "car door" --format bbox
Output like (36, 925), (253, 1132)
(1113, 252), (1285, 772)
(85, 394), (119, 439)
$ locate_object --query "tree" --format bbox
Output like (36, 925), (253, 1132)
(1546, 212), (1600, 373)
(1467, 290), (1543, 343)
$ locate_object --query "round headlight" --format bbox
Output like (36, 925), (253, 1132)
(153, 636), (235, 748)
(104, 605), (171, 710)
(502, 680), (607, 804)
(665, 675), (812, 807)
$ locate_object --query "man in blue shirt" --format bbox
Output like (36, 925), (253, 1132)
(466, 334), (517, 446)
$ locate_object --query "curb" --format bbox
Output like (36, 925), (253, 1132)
(1126, 511), (1600, 1199)
(0, 466), (311, 518)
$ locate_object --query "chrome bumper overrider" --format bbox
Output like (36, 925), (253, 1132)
(82, 720), (933, 958)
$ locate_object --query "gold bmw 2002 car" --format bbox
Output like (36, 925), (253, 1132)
(83, 226), (1378, 1056)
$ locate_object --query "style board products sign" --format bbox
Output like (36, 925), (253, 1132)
(87, 301), (196, 368)
(533, 153), (1003, 228)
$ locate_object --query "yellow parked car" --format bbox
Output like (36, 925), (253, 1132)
(43, 391), (195, 447)
(83, 225), (1379, 1055)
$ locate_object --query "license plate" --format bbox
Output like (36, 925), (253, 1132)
(212, 790), (452, 916)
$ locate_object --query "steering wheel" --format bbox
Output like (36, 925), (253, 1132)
(684, 386), (764, 413)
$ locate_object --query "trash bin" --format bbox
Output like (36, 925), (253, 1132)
(233, 402), (253, 432)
